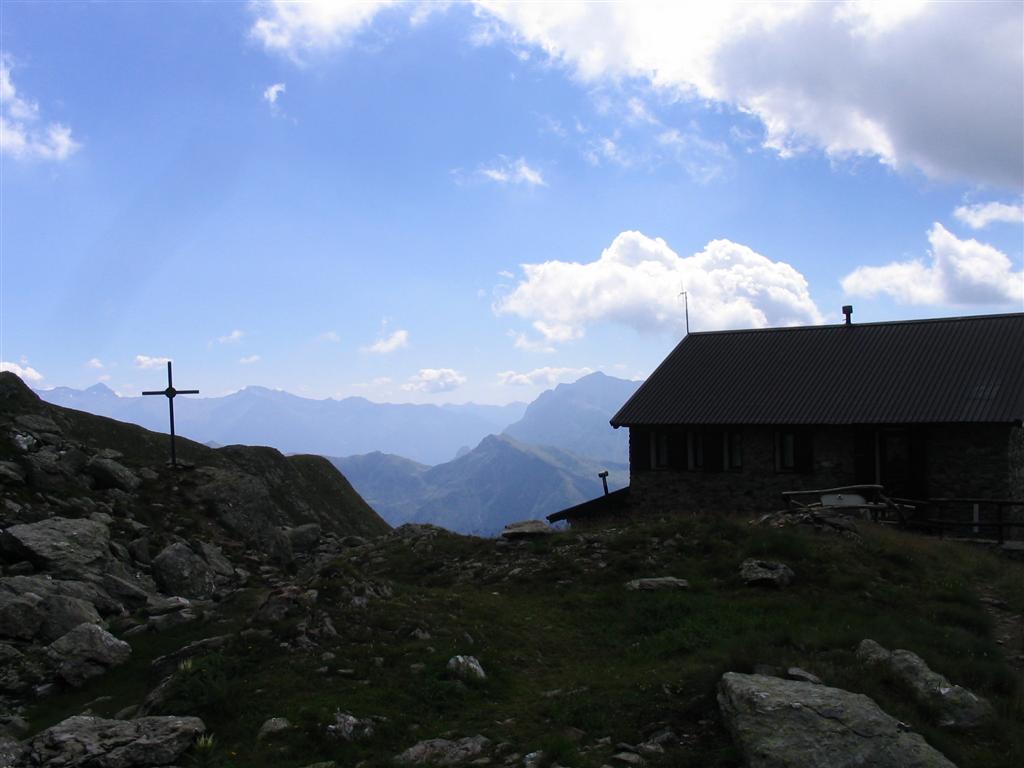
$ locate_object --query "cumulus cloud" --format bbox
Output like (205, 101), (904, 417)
(217, 329), (245, 344)
(239, 355), (262, 365)
(495, 230), (823, 345)
(86, 358), (104, 369)
(476, 1), (1023, 188)
(953, 201), (1024, 230)
(0, 54), (80, 162)
(263, 83), (286, 104)
(0, 361), (43, 382)
(497, 366), (593, 387)
(841, 223), (1024, 306)
(250, 0), (397, 59)
(363, 329), (409, 354)
(402, 368), (467, 393)
(134, 355), (171, 369)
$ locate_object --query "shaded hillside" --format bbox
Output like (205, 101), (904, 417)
(333, 434), (627, 534)
(503, 372), (641, 463)
(39, 383), (526, 466)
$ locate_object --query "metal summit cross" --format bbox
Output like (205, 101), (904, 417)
(142, 361), (199, 467)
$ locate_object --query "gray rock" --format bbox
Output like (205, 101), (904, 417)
(501, 520), (552, 539)
(447, 655), (486, 682)
(396, 735), (492, 765)
(39, 595), (103, 642)
(717, 672), (956, 768)
(0, 461), (25, 485)
(0, 517), (110, 576)
(0, 590), (45, 640)
(258, 717), (292, 740)
(25, 714), (204, 767)
(740, 559), (794, 588)
(14, 414), (60, 434)
(198, 542), (234, 577)
(0, 733), (24, 768)
(857, 639), (994, 730)
(152, 542), (216, 599)
(85, 457), (141, 492)
(625, 577), (690, 591)
(47, 623), (131, 687)
(284, 523), (322, 553)
(325, 711), (375, 742)
(786, 667), (823, 685)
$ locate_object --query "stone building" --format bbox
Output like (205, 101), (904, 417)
(559, 312), (1024, 522)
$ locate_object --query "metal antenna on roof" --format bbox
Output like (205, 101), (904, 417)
(679, 288), (690, 335)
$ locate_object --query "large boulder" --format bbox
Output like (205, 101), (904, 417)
(24, 715), (204, 767)
(717, 672), (956, 768)
(0, 590), (45, 640)
(47, 623), (131, 687)
(395, 735), (492, 765)
(38, 595), (103, 643)
(856, 639), (994, 730)
(151, 542), (217, 599)
(0, 517), (110, 576)
(740, 559), (794, 588)
(446, 655), (486, 682)
(85, 457), (141, 492)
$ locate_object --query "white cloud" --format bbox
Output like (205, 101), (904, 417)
(841, 223), (1024, 306)
(495, 230), (823, 345)
(263, 82), (286, 104)
(363, 328), (409, 354)
(953, 201), (1024, 230)
(217, 329), (245, 344)
(508, 330), (554, 353)
(0, 55), (80, 162)
(97, 374), (112, 383)
(318, 330), (341, 343)
(86, 357), (104, 369)
(402, 368), (467, 393)
(0, 361), (43, 382)
(475, 1), (1023, 188)
(134, 355), (171, 369)
(250, 0), (397, 59)
(477, 156), (546, 186)
(240, 355), (262, 365)
(497, 366), (593, 387)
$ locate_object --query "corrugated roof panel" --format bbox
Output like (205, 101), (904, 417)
(611, 313), (1024, 427)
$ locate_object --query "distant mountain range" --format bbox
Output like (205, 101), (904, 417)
(38, 371), (641, 534)
(37, 383), (526, 466)
(331, 434), (627, 535)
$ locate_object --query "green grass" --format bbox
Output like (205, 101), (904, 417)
(24, 516), (1024, 768)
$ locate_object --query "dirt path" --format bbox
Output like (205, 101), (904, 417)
(978, 587), (1024, 672)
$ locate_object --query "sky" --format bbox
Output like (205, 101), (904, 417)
(1, 0), (1022, 405)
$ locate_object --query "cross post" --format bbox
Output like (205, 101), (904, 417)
(142, 361), (199, 467)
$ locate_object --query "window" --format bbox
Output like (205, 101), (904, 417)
(775, 429), (813, 473)
(726, 431), (743, 470)
(649, 431), (670, 469)
(687, 431), (704, 470)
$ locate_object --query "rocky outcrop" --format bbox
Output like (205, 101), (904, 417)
(856, 639), (994, 730)
(446, 655), (486, 682)
(395, 735), (491, 765)
(24, 715), (205, 767)
(325, 711), (375, 742)
(0, 518), (110, 576)
(718, 672), (956, 768)
(151, 542), (219, 599)
(501, 520), (553, 539)
(625, 577), (690, 591)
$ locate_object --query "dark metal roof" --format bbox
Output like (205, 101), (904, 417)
(611, 313), (1024, 427)
(547, 487), (631, 524)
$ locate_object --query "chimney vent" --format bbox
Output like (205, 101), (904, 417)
(842, 305), (853, 325)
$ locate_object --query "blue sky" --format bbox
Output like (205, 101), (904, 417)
(2, 1), (1022, 404)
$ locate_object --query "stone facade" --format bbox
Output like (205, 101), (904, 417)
(628, 423), (1023, 516)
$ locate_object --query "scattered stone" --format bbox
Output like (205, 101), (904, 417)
(38, 595), (103, 643)
(85, 457), (141, 492)
(258, 717), (292, 740)
(284, 523), (322, 552)
(856, 639), (994, 730)
(0, 590), (45, 640)
(625, 577), (689, 591)
(739, 559), (794, 588)
(447, 655), (486, 682)
(47, 623), (131, 687)
(396, 735), (492, 765)
(501, 521), (552, 539)
(326, 711), (375, 742)
(610, 752), (644, 766)
(717, 672), (956, 768)
(0, 461), (25, 485)
(151, 542), (218, 599)
(24, 714), (205, 767)
(786, 667), (823, 685)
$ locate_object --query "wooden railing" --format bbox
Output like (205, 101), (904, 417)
(893, 497), (1024, 545)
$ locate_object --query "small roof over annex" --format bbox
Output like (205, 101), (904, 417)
(610, 312), (1024, 428)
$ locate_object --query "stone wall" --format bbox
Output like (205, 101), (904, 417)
(628, 423), (1021, 516)
(628, 426), (860, 515)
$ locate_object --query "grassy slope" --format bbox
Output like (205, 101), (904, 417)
(25, 516), (1024, 768)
